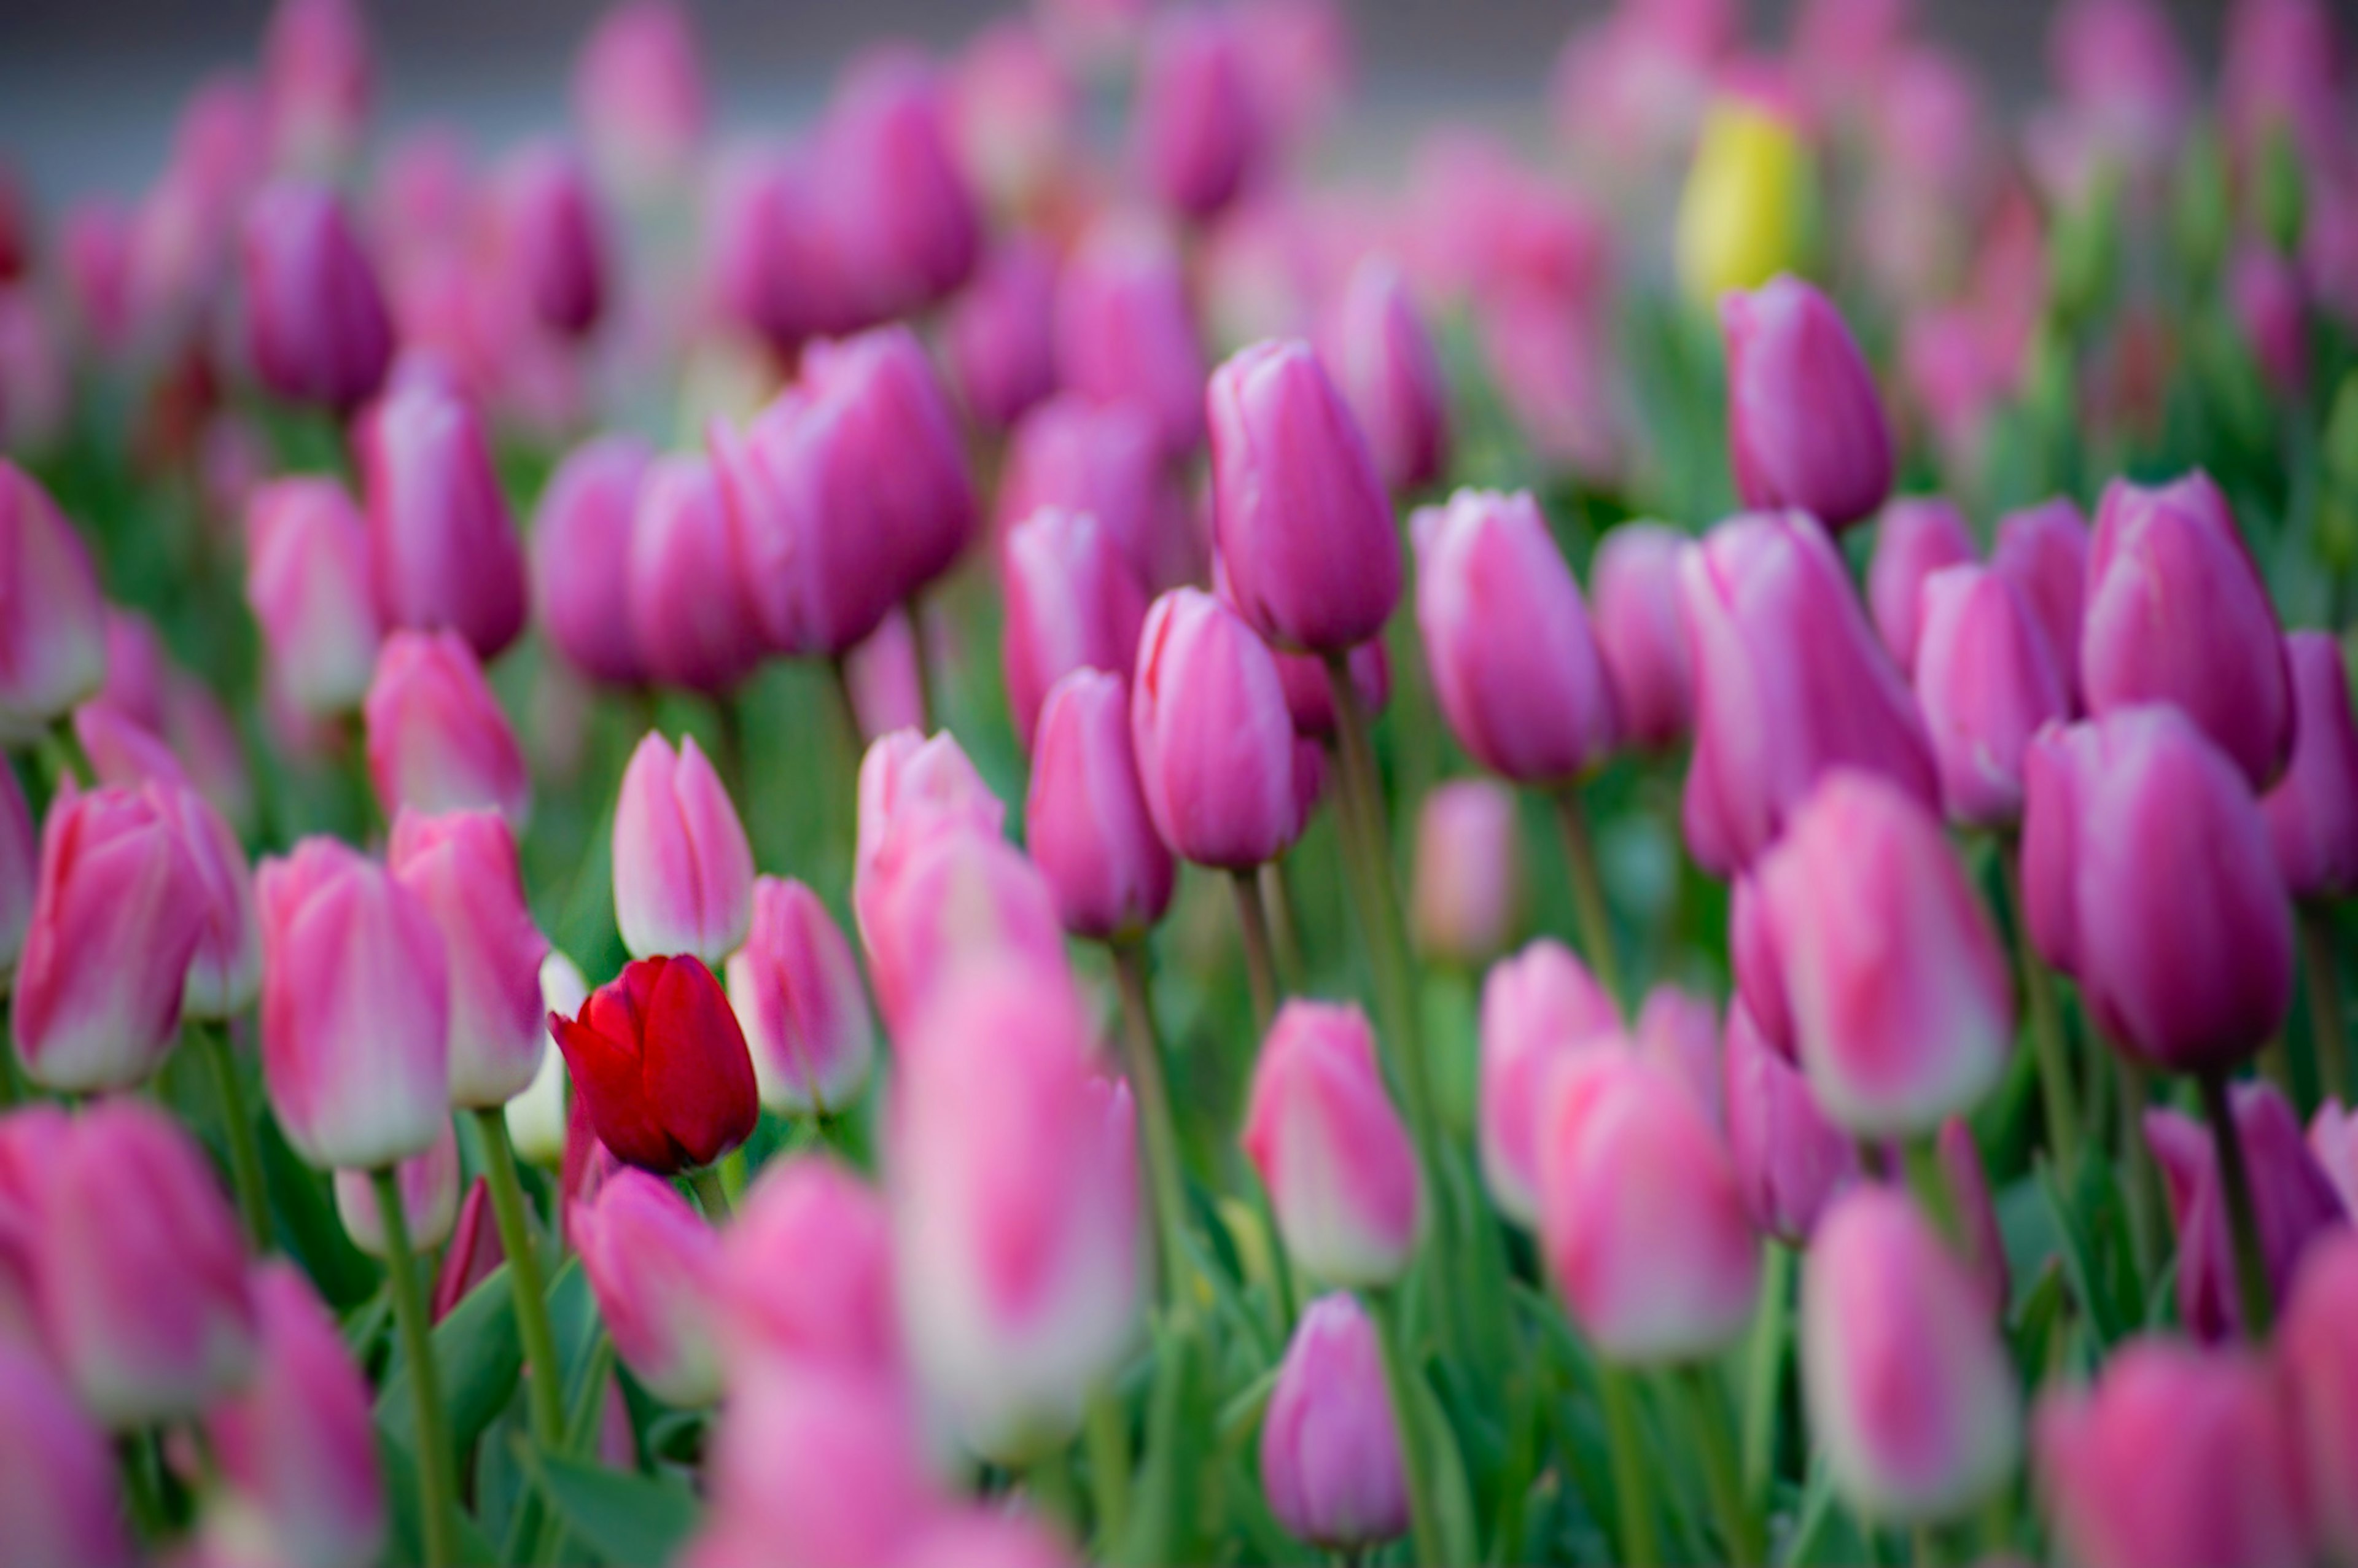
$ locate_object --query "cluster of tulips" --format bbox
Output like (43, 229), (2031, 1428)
(4, 0), (2358, 1564)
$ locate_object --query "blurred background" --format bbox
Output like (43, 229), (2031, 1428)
(0, 0), (2321, 197)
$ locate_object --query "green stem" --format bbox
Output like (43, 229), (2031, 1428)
(1596, 1362), (1661, 1568)
(531, 1331), (618, 1566)
(687, 1165), (733, 1224)
(714, 692), (750, 806)
(906, 594), (938, 733)
(196, 1022), (271, 1252)
(1998, 847), (2080, 1170)
(1741, 1241), (1793, 1510)
(1259, 860), (1307, 994)
(2114, 1054), (2163, 1284)
(1229, 870), (1280, 1034)
(1085, 1381), (1132, 1552)
(374, 1166), (459, 1568)
(1368, 1289), (1446, 1568)
(825, 653), (866, 753)
(44, 717), (94, 789)
(472, 1109), (566, 1450)
(1902, 1134), (1961, 1246)
(2302, 907), (2348, 1108)
(1549, 785), (1625, 1011)
(1108, 940), (1197, 1313)
(1674, 1365), (1762, 1567)
(2198, 1071), (2274, 1340)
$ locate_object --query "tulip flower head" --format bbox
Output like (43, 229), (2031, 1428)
(612, 731), (754, 966)
(1129, 586), (1301, 870)
(2262, 630), (2358, 899)
(1260, 1294), (1410, 1551)
(0, 460), (109, 745)
(726, 875), (877, 1119)
(574, 1165), (726, 1407)
(387, 807), (548, 1108)
(0, 1340), (138, 1567)
(1024, 667), (1175, 942)
(1722, 276), (1893, 532)
(1478, 938), (1621, 1225)
(363, 628), (531, 831)
(550, 954), (758, 1176)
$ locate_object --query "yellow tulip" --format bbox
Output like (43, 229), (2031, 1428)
(1675, 97), (1818, 306)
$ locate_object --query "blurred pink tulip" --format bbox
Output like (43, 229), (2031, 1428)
(388, 807), (548, 1107)
(1245, 1001), (1423, 1287)
(244, 476), (382, 716)
(332, 1119), (461, 1257)
(1057, 217), (1207, 462)
(949, 19), (1079, 214)
(861, 825), (1065, 1041)
(612, 731), (754, 965)
(1914, 564), (2071, 828)
(1025, 668), (1175, 941)
(262, 0), (372, 174)
(2231, 243), (2309, 395)
(628, 452), (767, 695)
(1130, 588), (1301, 869)
(532, 433), (650, 686)
(946, 235), (1058, 432)
(1001, 506), (1149, 750)
(1261, 1293), (1410, 1550)
(695, 1364), (942, 1568)
(573, 1), (706, 193)
(355, 376), (528, 661)
(0, 460), (108, 744)
(1411, 778), (1521, 967)
(491, 140), (605, 340)
(1866, 497), (1975, 675)
(726, 877), (876, 1118)
(156, 779), (262, 1022)
(1723, 278), (1894, 533)
(1328, 255), (1447, 494)
(574, 1166), (726, 1407)
(2262, 631), (2358, 898)
(852, 727), (1005, 941)
(1938, 1116), (2010, 1319)
(1136, 8), (1263, 220)
(363, 629), (531, 830)
(996, 394), (1180, 591)
(0, 763), (29, 983)
(820, 55), (983, 319)
(1589, 522), (1694, 749)
(1990, 497), (2090, 710)
(239, 182), (390, 411)
(842, 608), (927, 743)
(1478, 938), (1619, 1224)
(2283, 1230), (2358, 1561)
(1722, 998), (1858, 1243)
(1634, 982), (1724, 1129)
(0, 1341), (137, 1568)
(718, 1154), (901, 1378)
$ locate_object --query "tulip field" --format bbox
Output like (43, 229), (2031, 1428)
(7, 0), (2358, 1564)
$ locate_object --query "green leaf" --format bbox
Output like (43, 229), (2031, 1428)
(378, 1262), (523, 1454)
(1116, 1317), (1209, 1568)
(523, 1447), (701, 1568)
(258, 1113), (379, 1308)
(1413, 1353), (1483, 1568)
(376, 1429), (500, 1567)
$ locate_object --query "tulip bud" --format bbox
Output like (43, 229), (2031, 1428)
(1479, 939), (1620, 1225)
(1914, 565), (2071, 828)
(710, 324), (976, 658)
(1635, 982), (1724, 1128)
(1001, 506), (1150, 750)
(727, 877), (877, 1119)
(0, 1341), (137, 1568)
(861, 825), (1067, 1042)
(493, 140), (604, 339)
(13, 784), (206, 1093)
(2143, 1081), (2343, 1343)
(387, 808), (548, 1108)
(552, 955), (758, 1176)
(507, 952), (585, 1167)
(1990, 497), (2090, 708)
(2022, 706), (2294, 1073)
(1244, 1001), (1423, 1288)
(429, 1178), (503, 1322)
(1722, 277), (1892, 532)
(1135, 7), (1261, 219)
(1260, 1293), (1410, 1551)
(628, 452), (766, 695)
(574, 1166), (725, 1406)
(2283, 1232), (2358, 1561)
(1538, 1051), (1759, 1363)
(2084, 472), (2293, 790)
(852, 728), (1005, 937)
(1056, 217), (1207, 462)
(1676, 96), (1816, 306)
(1414, 488), (1619, 782)
(37, 1101), (257, 1425)
(573, 0), (706, 194)
(1866, 497), (1975, 673)
(1328, 256), (1447, 493)
(259, 836), (451, 1169)
(612, 731), (754, 964)
(2035, 1338), (2310, 1568)
(1679, 510), (1937, 874)
(1755, 771), (2013, 1137)
(0, 764), (31, 984)
(1130, 588), (1301, 869)
(944, 235), (1057, 432)
(243, 476), (381, 716)
(363, 629), (531, 830)
(1589, 522), (1694, 750)
(0, 461), (107, 744)
(1025, 669), (1175, 941)
(822, 56), (981, 318)
(2262, 631), (2358, 898)
(238, 182), (391, 412)
(1802, 1188), (2020, 1522)
(332, 1118), (461, 1258)
(1412, 778), (1521, 967)
(997, 394), (1178, 592)
(532, 435), (649, 686)
(895, 959), (1143, 1459)
(355, 376), (528, 661)
(1209, 338), (1399, 653)
(1723, 998), (1858, 1243)
(843, 608), (926, 743)
(204, 1262), (384, 1568)
(718, 1154), (900, 1378)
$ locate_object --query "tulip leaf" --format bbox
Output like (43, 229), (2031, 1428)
(522, 1446), (701, 1568)
(1116, 1316), (1210, 1568)
(1412, 1348), (1484, 1568)
(258, 1111), (380, 1308)
(376, 1429), (499, 1567)
(2034, 1156), (2143, 1347)
(377, 1262), (524, 1454)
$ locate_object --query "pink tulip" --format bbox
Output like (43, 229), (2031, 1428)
(1866, 497), (1975, 675)
(1326, 255), (1447, 494)
(1990, 497), (2091, 710)
(1130, 588), (1301, 869)
(897, 1510), (1075, 1568)
(532, 433), (650, 686)
(0, 1341), (136, 1568)
(491, 140), (605, 340)
(701, 147), (860, 352)
(2035, 1337), (2309, 1568)
(430, 1179), (502, 1321)
(612, 731), (754, 966)
(244, 476), (381, 716)
(1914, 564), (2071, 828)
(1001, 506), (1149, 750)
(205, 1262), (384, 1568)
(1635, 982), (1724, 1128)
(0, 763), (30, 982)
(718, 1154), (900, 1379)
(1754, 771), (2014, 1137)
(2283, 1231), (2358, 1561)
(710, 325), (976, 658)
(574, 1166), (725, 1407)
(695, 1365), (942, 1568)
(2311, 1100), (2358, 1220)
(894, 959), (1143, 1459)
(1025, 669), (1175, 941)
(36, 1101), (257, 1425)
(1678, 510), (1937, 874)
(1589, 522), (1695, 749)
(1056, 217), (1207, 462)
(1266, 631), (1390, 741)
(1414, 487), (1619, 782)
(819, 55), (982, 319)
(355, 376), (528, 661)
(945, 235), (1058, 432)
(996, 394), (1179, 592)
(1261, 1293), (1410, 1550)
(842, 608), (926, 743)
(332, 1117), (460, 1256)
(363, 629), (531, 830)
(1244, 1001), (1423, 1287)
(388, 808), (548, 1108)
(1210, 338), (1398, 654)
(257, 836), (451, 1170)
(0, 460), (107, 744)
(2022, 706), (2294, 1073)
(947, 18), (1078, 214)
(861, 825), (1066, 1041)
(262, 0), (372, 174)
(12, 784), (206, 1093)
(156, 780), (262, 1022)
(726, 877), (877, 1118)
(852, 726), (1003, 912)
(572, 1), (706, 193)
(1136, 7), (1262, 219)
(2083, 472), (2293, 791)
(1479, 938), (1621, 1224)
(1802, 1187), (2021, 1521)
(1411, 778), (1521, 966)
(628, 452), (766, 695)
(2144, 1081), (2344, 1343)
(2262, 631), (2358, 898)
(239, 182), (390, 411)
(1939, 1116), (2011, 1319)
(1722, 277), (1895, 532)
(1722, 998), (1858, 1243)
(2230, 243), (2309, 395)
(93, 610), (165, 735)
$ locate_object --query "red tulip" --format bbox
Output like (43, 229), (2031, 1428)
(550, 954), (758, 1175)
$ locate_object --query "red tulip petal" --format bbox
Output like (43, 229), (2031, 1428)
(643, 954), (758, 1168)
(551, 1009), (680, 1173)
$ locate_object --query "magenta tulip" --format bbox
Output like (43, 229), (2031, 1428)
(860, 824), (1066, 1041)
(996, 393), (1178, 592)
(1260, 1294), (1411, 1550)
(852, 727), (1005, 942)
(2262, 631), (2358, 898)
(363, 629), (531, 830)
(1722, 998), (1859, 1244)
(1411, 778), (1521, 967)
(355, 375), (527, 661)
(819, 55), (981, 319)
(532, 433), (649, 686)
(1866, 496), (1975, 674)
(1990, 496), (2090, 709)
(842, 609), (926, 743)
(726, 876), (876, 1119)
(1001, 506), (1149, 750)
(1130, 588), (1301, 869)
(1056, 217), (1207, 462)
(1025, 668), (1175, 941)
(944, 235), (1057, 432)
(243, 475), (381, 716)
(333, 1119), (460, 1256)
(695, 1364), (942, 1568)
(387, 807), (548, 1108)
(0, 1341), (136, 1568)
(1913, 564), (2071, 828)
(262, 0), (372, 174)
(1635, 982), (1725, 1129)
(0, 763), (30, 983)
(628, 452), (766, 695)
(491, 139), (604, 340)
(1136, 7), (1262, 220)
(0, 460), (108, 744)
(1479, 938), (1620, 1225)
(1328, 255), (1447, 493)
(239, 181), (390, 411)
(573, 0), (706, 193)
(2282, 1232), (2358, 1562)
(574, 1166), (725, 1406)
(1589, 522), (1695, 750)
(1722, 275), (1894, 532)
(612, 731), (754, 966)
(718, 1154), (900, 1380)
(156, 779), (262, 1022)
